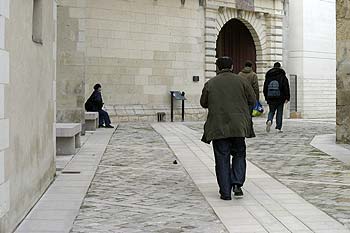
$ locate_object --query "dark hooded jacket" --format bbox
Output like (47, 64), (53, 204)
(263, 68), (290, 104)
(85, 90), (103, 112)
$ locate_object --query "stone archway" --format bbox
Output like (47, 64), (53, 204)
(204, 6), (277, 80)
(216, 18), (257, 73)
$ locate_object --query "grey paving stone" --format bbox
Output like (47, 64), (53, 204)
(70, 123), (227, 233)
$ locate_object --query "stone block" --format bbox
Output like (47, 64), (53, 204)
(86, 48), (101, 57)
(0, 119), (9, 150)
(0, 0), (9, 18)
(205, 63), (216, 71)
(142, 50), (154, 60)
(85, 112), (99, 131)
(0, 50), (9, 84)
(0, 150), (4, 184)
(56, 123), (82, 155)
(135, 75), (148, 85)
(145, 41), (169, 52)
(56, 123), (81, 137)
(0, 84), (3, 118)
(69, 8), (86, 18)
(0, 16), (4, 49)
(290, 112), (302, 119)
(139, 68), (152, 75)
(153, 51), (176, 61)
(0, 180), (9, 218)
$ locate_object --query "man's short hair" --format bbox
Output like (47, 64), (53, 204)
(94, 83), (101, 90)
(274, 62), (281, 68)
(216, 57), (233, 70)
(245, 60), (253, 68)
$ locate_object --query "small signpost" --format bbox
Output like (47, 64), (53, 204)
(170, 91), (186, 122)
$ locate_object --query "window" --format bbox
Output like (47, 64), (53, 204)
(32, 0), (43, 44)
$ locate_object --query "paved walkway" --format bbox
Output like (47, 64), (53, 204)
(14, 120), (350, 233)
(15, 128), (116, 233)
(154, 122), (350, 233)
(187, 119), (350, 230)
(70, 123), (227, 233)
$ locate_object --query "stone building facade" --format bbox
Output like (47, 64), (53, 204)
(56, 0), (337, 123)
(57, 0), (285, 123)
(287, 0), (336, 119)
(0, 1), (57, 232)
(337, 0), (350, 143)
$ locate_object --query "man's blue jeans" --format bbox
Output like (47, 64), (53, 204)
(267, 103), (284, 130)
(98, 109), (111, 126)
(212, 137), (246, 198)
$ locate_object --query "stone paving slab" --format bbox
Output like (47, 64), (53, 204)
(15, 128), (116, 233)
(311, 134), (350, 164)
(153, 122), (350, 233)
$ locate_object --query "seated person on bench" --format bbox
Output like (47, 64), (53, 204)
(85, 83), (114, 128)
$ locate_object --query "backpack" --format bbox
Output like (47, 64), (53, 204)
(85, 97), (93, 111)
(267, 79), (281, 98)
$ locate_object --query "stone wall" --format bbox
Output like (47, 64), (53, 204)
(0, 0), (10, 230)
(288, 0), (336, 119)
(56, 0), (86, 126)
(57, 0), (206, 122)
(336, 0), (350, 143)
(0, 1), (56, 232)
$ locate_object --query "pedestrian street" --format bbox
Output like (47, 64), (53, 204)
(15, 120), (350, 233)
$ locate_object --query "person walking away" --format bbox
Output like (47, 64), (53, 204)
(85, 83), (114, 128)
(263, 62), (290, 133)
(200, 57), (256, 200)
(239, 60), (260, 137)
(239, 60), (259, 102)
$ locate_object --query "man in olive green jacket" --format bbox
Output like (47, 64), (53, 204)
(239, 60), (259, 137)
(200, 57), (256, 200)
(239, 60), (259, 101)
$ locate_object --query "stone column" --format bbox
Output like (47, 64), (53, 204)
(265, 14), (283, 67)
(56, 0), (86, 132)
(336, 0), (350, 143)
(0, 0), (10, 229)
(204, 4), (219, 80)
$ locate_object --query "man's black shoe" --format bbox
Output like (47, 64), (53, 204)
(233, 186), (244, 198)
(220, 195), (232, 201)
(105, 125), (114, 128)
(98, 125), (105, 128)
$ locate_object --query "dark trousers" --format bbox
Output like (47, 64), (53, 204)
(212, 137), (246, 198)
(98, 109), (111, 126)
(267, 103), (284, 130)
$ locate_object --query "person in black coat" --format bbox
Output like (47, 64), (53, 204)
(263, 62), (290, 133)
(85, 84), (114, 128)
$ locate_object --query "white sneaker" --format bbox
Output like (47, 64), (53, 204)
(276, 129), (283, 133)
(266, 121), (272, 132)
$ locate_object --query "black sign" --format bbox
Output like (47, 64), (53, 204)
(171, 91), (186, 100)
(236, 0), (254, 11)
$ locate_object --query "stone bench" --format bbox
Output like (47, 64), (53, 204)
(56, 123), (82, 155)
(85, 112), (99, 131)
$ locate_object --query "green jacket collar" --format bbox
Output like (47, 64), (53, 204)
(217, 69), (233, 75)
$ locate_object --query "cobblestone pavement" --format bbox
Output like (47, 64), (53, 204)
(70, 123), (227, 233)
(187, 119), (350, 229)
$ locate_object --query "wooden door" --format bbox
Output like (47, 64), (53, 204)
(216, 19), (256, 73)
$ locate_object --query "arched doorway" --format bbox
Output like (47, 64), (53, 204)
(216, 19), (256, 73)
